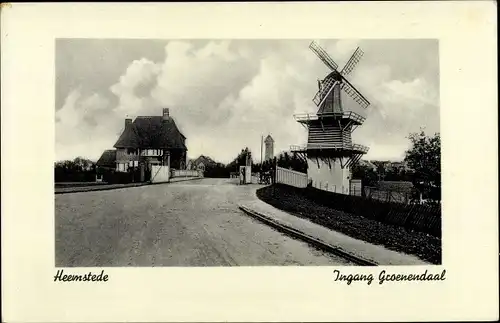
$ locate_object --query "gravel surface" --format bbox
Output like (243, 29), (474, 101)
(257, 184), (441, 264)
(55, 178), (353, 266)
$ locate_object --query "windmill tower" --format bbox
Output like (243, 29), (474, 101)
(291, 41), (370, 194)
(264, 135), (274, 161)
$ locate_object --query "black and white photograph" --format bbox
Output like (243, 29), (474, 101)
(3, 3), (499, 322)
(55, 38), (442, 267)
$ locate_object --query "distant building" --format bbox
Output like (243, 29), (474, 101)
(264, 135), (274, 161)
(389, 161), (411, 172)
(358, 159), (377, 171)
(369, 160), (411, 173)
(188, 155), (217, 172)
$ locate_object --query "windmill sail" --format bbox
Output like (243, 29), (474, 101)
(309, 41), (338, 71)
(341, 47), (364, 77)
(340, 80), (370, 109)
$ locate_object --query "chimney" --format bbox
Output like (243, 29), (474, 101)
(125, 118), (132, 127)
(162, 108), (170, 121)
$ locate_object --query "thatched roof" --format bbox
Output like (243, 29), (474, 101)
(114, 116), (187, 150)
(96, 150), (116, 168)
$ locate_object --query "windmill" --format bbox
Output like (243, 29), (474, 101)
(291, 41), (370, 194)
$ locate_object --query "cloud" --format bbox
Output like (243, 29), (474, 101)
(56, 39), (440, 163)
(110, 58), (162, 117)
(55, 89), (121, 161)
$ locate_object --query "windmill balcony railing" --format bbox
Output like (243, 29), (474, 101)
(294, 111), (366, 124)
(352, 144), (370, 153)
(304, 143), (369, 153)
(290, 145), (307, 152)
(293, 113), (318, 122)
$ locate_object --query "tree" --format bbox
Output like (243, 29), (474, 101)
(404, 130), (441, 200)
(351, 164), (378, 187)
(226, 147), (252, 170)
(54, 157), (97, 182)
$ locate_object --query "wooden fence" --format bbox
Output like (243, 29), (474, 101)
(301, 185), (441, 237)
(275, 166), (308, 188)
(364, 186), (414, 204)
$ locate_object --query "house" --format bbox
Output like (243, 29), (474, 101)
(188, 155), (216, 172)
(95, 150), (117, 182)
(96, 108), (188, 182)
(96, 150), (116, 169)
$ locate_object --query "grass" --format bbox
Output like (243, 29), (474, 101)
(256, 184), (441, 264)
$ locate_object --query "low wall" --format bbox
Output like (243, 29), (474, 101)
(171, 169), (201, 178)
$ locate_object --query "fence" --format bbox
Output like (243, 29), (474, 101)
(275, 166), (308, 188)
(300, 185), (441, 237)
(171, 169), (202, 178)
(364, 186), (413, 204)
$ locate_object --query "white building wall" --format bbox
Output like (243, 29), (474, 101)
(307, 157), (351, 194)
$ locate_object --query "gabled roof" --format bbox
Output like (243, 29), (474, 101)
(114, 116), (187, 150)
(192, 155), (216, 166)
(96, 150), (116, 168)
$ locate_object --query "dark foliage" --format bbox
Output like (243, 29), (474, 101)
(54, 157), (97, 182)
(204, 162), (231, 178)
(257, 184), (442, 264)
(405, 130), (441, 201)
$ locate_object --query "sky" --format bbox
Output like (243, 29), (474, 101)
(55, 39), (440, 164)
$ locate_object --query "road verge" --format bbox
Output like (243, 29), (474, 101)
(239, 205), (377, 266)
(55, 177), (203, 194)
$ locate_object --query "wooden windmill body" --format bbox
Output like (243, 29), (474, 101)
(291, 41), (370, 194)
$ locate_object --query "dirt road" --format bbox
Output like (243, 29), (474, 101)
(55, 178), (353, 266)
